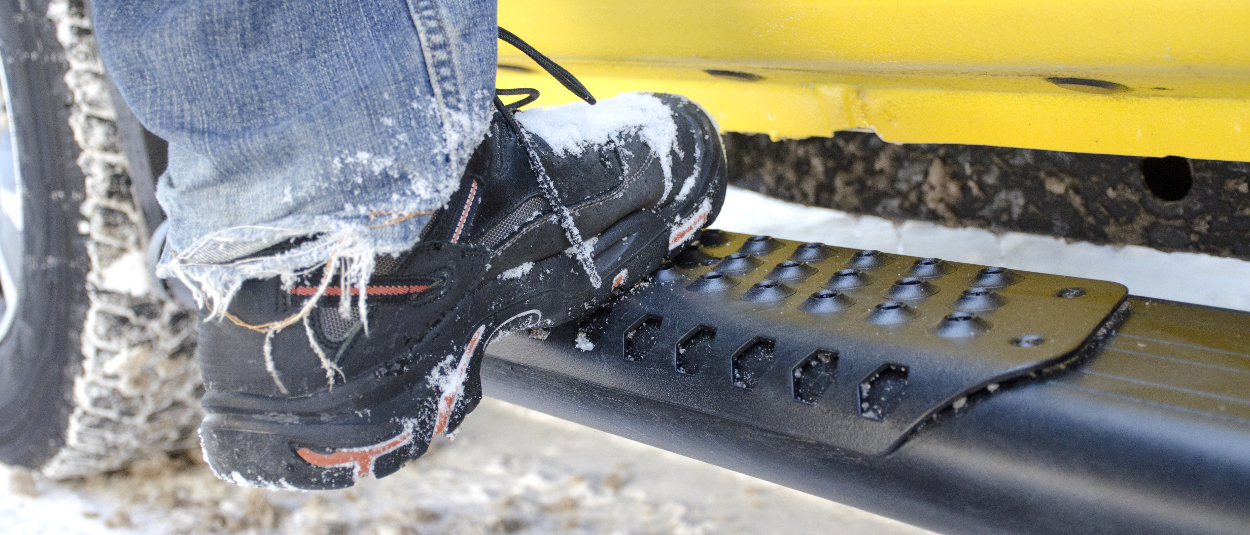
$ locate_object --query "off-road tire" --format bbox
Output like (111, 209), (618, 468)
(0, 0), (201, 478)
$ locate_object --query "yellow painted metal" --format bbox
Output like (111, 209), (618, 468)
(497, 1), (1250, 161)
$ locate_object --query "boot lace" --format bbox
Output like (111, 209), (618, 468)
(493, 28), (604, 288)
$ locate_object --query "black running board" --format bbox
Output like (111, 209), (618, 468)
(481, 230), (1250, 534)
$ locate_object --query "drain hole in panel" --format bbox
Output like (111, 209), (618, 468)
(623, 315), (664, 362)
(731, 337), (776, 388)
(675, 325), (716, 375)
(859, 364), (909, 421)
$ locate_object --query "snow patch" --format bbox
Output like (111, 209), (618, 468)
(674, 141), (702, 203)
(717, 186), (1250, 311)
(517, 92), (680, 199)
(92, 249), (152, 296)
(575, 331), (595, 352)
(499, 262), (534, 280)
(563, 236), (598, 257)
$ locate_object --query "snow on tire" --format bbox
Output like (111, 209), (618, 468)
(0, 0), (201, 478)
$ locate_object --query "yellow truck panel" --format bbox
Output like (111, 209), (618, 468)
(498, 1), (1250, 161)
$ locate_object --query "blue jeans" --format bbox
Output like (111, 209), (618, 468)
(93, 0), (497, 307)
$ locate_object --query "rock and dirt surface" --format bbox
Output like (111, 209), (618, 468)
(726, 132), (1250, 260)
(2, 398), (929, 535)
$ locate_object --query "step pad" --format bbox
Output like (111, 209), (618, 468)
(511, 230), (1129, 455)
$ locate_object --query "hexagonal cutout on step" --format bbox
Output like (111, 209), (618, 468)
(623, 314), (663, 362)
(792, 349), (838, 404)
(674, 325), (716, 375)
(731, 337), (776, 389)
(858, 364), (909, 421)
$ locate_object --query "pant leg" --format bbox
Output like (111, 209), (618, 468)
(92, 0), (496, 304)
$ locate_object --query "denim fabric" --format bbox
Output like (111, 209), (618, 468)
(93, 0), (496, 303)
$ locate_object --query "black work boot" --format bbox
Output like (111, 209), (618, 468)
(195, 91), (727, 489)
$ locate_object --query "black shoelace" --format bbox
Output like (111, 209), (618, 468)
(492, 28), (603, 288)
(496, 27), (596, 110)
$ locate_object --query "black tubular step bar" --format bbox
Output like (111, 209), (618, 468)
(481, 230), (1250, 534)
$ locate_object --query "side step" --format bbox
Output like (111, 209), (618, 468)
(482, 230), (1250, 534)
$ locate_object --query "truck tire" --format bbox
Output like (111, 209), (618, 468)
(0, 0), (200, 478)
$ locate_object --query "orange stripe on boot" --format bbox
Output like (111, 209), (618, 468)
(291, 284), (431, 297)
(295, 428), (414, 480)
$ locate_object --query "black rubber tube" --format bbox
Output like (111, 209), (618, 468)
(482, 296), (1250, 534)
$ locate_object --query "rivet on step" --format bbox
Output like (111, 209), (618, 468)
(953, 287), (1006, 311)
(739, 235), (783, 255)
(973, 266), (1019, 288)
(826, 268), (873, 291)
(866, 301), (917, 325)
(649, 262), (684, 283)
(886, 277), (938, 300)
(909, 258), (948, 278)
(716, 252), (762, 273)
(686, 271), (739, 293)
(741, 279), (795, 302)
(791, 242), (833, 262)
(767, 260), (817, 281)
(847, 250), (886, 269)
(933, 312), (992, 338)
(800, 289), (854, 314)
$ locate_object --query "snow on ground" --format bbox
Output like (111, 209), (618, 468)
(7, 186), (1250, 535)
(718, 187), (1250, 311)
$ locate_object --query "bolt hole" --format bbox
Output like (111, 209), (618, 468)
(878, 301), (903, 310)
(897, 277), (922, 286)
(747, 235), (771, 242)
(918, 258), (938, 265)
(799, 242), (822, 249)
(780, 260), (801, 268)
(981, 267), (1005, 275)
(1045, 77), (1130, 94)
(964, 288), (989, 296)
(855, 250), (880, 258)
(757, 280), (778, 288)
(835, 269), (860, 277)
(813, 290), (840, 299)
(1141, 156), (1193, 202)
(1013, 335), (1046, 347)
(1057, 287), (1086, 298)
(727, 252), (749, 259)
(701, 272), (724, 280)
(706, 69), (763, 82)
(946, 313), (974, 322)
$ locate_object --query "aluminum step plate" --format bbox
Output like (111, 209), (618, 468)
(492, 230), (1128, 455)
